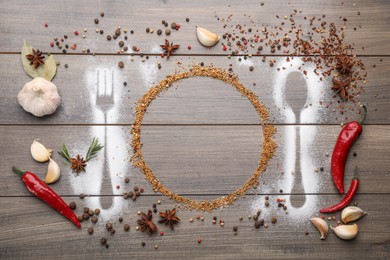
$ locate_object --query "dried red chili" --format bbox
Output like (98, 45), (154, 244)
(331, 105), (367, 194)
(12, 166), (81, 228)
(320, 176), (359, 213)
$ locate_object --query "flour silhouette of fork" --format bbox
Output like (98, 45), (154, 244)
(95, 70), (115, 201)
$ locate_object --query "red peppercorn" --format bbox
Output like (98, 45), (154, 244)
(44, 22), (48, 28)
(188, 45), (191, 50)
(74, 31), (79, 35)
(222, 45), (227, 51)
(160, 232), (164, 236)
(50, 42), (54, 47)
(116, 185), (120, 189)
(197, 239), (202, 244)
(277, 198), (281, 202)
(175, 24), (180, 30)
(161, 54), (165, 58)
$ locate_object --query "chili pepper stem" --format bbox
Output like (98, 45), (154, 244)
(12, 166), (26, 178)
(358, 105), (367, 125)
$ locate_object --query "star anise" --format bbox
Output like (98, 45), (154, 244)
(25, 49), (45, 69)
(334, 55), (354, 75)
(332, 76), (352, 100)
(71, 154), (87, 173)
(160, 39), (180, 59)
(137, 210), (158, 236)
(158, 208), (180, 230)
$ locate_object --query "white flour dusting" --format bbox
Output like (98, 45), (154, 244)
(67, 59), (132, 220)
(252, 57), (324, 219)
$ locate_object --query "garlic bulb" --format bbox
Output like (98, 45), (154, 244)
(310, 217), (329, 240)
(341, 206), (367, 224)
(196, 26), (220, 47)
(17, 77), (61, 117)
(31, 139), (52, 162)
(331, 224), (359, 240)
(44, 158), (61, 184)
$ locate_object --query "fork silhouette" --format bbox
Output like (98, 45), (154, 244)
(95, 70), (115, 201)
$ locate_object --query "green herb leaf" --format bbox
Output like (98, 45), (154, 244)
(21, 40), (56, 81)
(58, 144), (72, 164)
(42, 54), (57, 81)
(21, 40), (41, 78)
(85, 138), (104, 162)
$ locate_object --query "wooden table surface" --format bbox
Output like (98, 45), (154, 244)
(1, 0), (389, 259)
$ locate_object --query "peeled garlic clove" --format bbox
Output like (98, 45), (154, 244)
(341, 206), (367, 224)
(310, 217), (329, 240)
(196, 26), (220, 47)
(31, 139), (52, 162)
(331, 224), (359, 240)
(17, 77), (61, 117)
(44, 158), (61, 184)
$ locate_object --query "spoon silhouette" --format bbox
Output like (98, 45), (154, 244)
(284, 71), (308, 207)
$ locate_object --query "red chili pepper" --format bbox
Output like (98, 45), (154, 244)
(12, 166), (81, 228)
(331, 105), (366, 194)
(320, 176), (359, 213)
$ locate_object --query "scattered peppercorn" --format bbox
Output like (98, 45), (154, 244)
(69, 202), (76, 210)
(146, 28), (150, 33)
(118, 61), (124, 68)
(353, 152), (357, 157)
(124, 177), (129, 183)
(95, 208), (100, 215)
(142, 242), (146, 247)
(171, 22), (177, 29)
(119, 217), (123, 223)
(254, 221), (261, 229)
(88, 227), (94, 234)
(165, 29), (171, 35)
(91, 216), (98, 223)
(249, 66), (254, 71)
(100, 12), (104, 17)
(82, 213), (90, 220)
(265, 201), (269, 207)
(64, 64), (69, 69)
(101, 237), (107, 245)
(106, 223), (113, 231)
(233, 226), (238, 232)
(119, 41), (124, 47)
(271, 216), (277, 223)
(157, 29), (162, 35)
(124, 224), (130, 231)
(186, 18), (190, 22)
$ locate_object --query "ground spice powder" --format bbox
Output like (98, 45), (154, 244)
(131, 66), (277, 211)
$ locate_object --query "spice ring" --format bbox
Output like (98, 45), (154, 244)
(131, 65), (277, 211)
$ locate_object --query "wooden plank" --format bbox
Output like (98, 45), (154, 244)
(1, 125), (389, 196)
(0, 195), (388, 259)
(0, 55), (388, 124)
(0, 0), (389, 55)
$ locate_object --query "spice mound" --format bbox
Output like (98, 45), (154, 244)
(131, 65), (277, 211)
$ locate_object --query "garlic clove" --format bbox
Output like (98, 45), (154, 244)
(196, 26), (220, 47)
(17, 77), (61, 117)
(331, 224), (359, 240)
(341, 206), (367, 224)
(310, 217), (329, 240)
(31, 139), (52, 162)
(44, 158), (61, 184)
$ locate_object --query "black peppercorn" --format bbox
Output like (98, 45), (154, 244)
(88, 227), (94, 234)
(94, 18), (99, 24)
(106, 223), (113, 231)
(124, 224), (130, 231)
(69, 202), (76, 210)
(101, 237), (107, 245)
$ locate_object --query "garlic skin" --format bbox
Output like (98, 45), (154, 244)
(332, 224), (359, 240)
(310, 217), (329, 240)
(44, 158), (61, 184)
(196, 26), (220, 47)
(341, 206), (367, 224)
(17, 77), (61, 117)
(31, 139), (52, 162)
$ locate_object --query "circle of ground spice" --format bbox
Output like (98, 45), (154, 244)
(131, 65), (277, 211)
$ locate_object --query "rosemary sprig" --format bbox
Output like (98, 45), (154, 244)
(58, 138), (104, 173)
(58, 144), (72, 164)
(85, 138), (104, 162)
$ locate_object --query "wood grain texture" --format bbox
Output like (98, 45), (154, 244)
(0, 0), (389, 55)
(0, 55), (388, 125)
(1, 125), (389, 196)
(0, 195), (389, 259)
